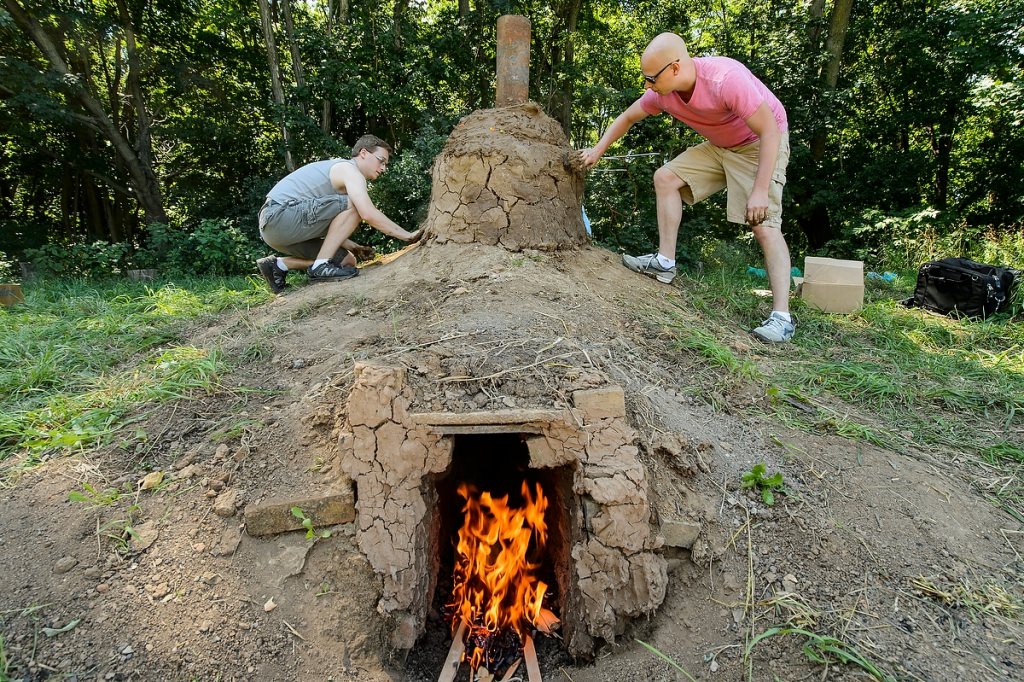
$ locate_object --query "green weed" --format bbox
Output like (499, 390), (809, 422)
(741, 463), (785, 506)
(291, 506), (333, 543)
(68, 483), (122, 508)
(745, 626), (894, 681)
(634, 639), (697, 681)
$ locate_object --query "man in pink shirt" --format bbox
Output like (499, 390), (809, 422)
(580, 33), (795, 343)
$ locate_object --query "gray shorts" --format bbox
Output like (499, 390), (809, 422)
(258, 194), (350, 259)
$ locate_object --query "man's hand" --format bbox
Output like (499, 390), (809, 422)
(350, 243), (376, 261)
(578, 148), (602, 169)
(405, 229), (424, 244)
(745, 188), (770, 226)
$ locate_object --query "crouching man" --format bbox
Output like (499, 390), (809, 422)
(256, 134), (422, 294)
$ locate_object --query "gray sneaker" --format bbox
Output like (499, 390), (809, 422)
(752, 312), (795, 343)
(256, 256), (287, 294)
(308, 261), (359, 282)
(622, 253), (677, 284)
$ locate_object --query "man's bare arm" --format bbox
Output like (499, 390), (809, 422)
(330, 162), (420, 241)
(743, 102), (781, 226)
(579, 99), (651, 168)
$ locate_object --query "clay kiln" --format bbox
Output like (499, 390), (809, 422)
(337, 364), (667, 659)
(334, 14), (668, 672)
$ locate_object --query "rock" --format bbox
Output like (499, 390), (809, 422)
(175, 464), (202, 479)
(213, 490), (239, 517)
(84, 566), (103, 579)
(263, 597), (277, 612)
(138, 471), (164, 491)
(130, 521), (159, 552)
(53, 557), (79, 574)
(145, 582), (170, 599)
(660, 520), (702, 549)
(211, 524), (243, 557)
(96, 583), (110, 594)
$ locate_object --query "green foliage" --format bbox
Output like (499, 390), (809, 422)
(0, 276), (269, 463)
(24, 242), (130, 278)
(741, 463), (785, 506)
(0, 251), (15, 281)
(746, 626), (894, 681)
(290, 506), (332, 542)
(68, 483), (122, 508)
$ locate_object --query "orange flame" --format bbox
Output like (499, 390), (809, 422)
(448, 480), (549, 669)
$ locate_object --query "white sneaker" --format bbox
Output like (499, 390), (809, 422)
(622, 253), (677, 284)
(752, 312), (795, 343)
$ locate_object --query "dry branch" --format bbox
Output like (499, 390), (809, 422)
(438, 620), (467, 682)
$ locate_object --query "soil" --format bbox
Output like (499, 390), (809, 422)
(1, 240), (1021, 682)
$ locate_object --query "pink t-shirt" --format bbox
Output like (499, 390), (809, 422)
(639, 56), (788, 148)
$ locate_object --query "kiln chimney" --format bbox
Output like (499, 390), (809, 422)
(496, 15), (531, 106)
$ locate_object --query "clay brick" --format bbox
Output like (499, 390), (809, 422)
(572, 386), (625, 421)
(660, 520), (702, 549)
(243, 492), (354, 537)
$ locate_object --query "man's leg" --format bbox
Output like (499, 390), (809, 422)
(653, 166), (687, 260)
(306, 206), (362, 281)
(752, 224), (791, 314)
(621, 166), (690, 284)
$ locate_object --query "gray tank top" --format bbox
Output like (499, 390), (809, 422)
(266, 158), (352, 203)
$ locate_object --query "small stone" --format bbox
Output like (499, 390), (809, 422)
(138, 471), (164, 491)
(291, 358), (306, 369)
(96, 583), (110, 594)
(213, 489), (239, 517)
(84, 566), (103, 579)
(53, 557), (79, 574)
(263, 597), (277, 612)
(121, 645), (134, 655)
(345, 308), (359, 316)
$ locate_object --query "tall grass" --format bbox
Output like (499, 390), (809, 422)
(645, 239), (1024, 509)
(0, 276), (269, 463)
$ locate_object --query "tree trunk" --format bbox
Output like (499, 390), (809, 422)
(280, 0), (306, 116)
(393, 0), (409, 50)
(811, 0), (854, 163)
(321, 0), (337, 133)
(458, 0), (469, 17)
(4, 0), (168, 224)
(257, 0), (296, 171)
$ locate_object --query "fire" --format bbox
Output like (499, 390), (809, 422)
(447, 480), (549, 671)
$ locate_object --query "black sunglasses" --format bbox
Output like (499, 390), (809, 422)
(643, 59), (679, 85)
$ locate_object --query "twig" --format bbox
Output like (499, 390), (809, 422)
(282, 620), (306, 641)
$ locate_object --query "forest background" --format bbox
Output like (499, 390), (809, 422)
(1, 0), (1022, 279)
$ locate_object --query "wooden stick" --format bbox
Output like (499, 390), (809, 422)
(523, 635), (543, 682)
(499, 658), (522, 682)
(437, 621), (467, 682)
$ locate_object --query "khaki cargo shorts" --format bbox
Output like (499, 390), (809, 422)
(258, 194), (350, 259)
(664, 132), (789, 229)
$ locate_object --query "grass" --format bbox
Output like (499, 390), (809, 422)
(642, 250), (1024, 516)
(0, 275), (270, 466)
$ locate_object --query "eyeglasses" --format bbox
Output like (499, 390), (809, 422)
(372, 154), (388, 169)
(642, 59), (679, 85)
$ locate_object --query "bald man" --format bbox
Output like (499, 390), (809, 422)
(580, 33), (794, 343)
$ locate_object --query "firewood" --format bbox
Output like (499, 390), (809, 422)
(437, 620), (467, 682)
(523, 635), (543, 682)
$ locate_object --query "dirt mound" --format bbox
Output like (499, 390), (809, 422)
(0, 243), (1021, 681)
(424, 103), (588, 250)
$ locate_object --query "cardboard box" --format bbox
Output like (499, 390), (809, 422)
(804, 256), (863, 284)
(801, 281), (864, 313)
(801, 257), (864, 313)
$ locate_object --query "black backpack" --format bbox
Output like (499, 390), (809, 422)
(902, 257), (1019, 319)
